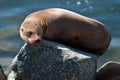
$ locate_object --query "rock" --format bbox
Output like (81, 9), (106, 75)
(0, 65), (7, 80)
(97, 61), (120, 80)
(8, 40), (97, 80)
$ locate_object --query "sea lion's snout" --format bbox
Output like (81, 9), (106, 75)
(28, 38), (41, 46)
(34, 39), (41, 45)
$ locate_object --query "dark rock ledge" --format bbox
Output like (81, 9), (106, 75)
(0, 65), (7, 80)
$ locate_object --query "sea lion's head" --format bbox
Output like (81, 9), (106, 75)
(20, 20), (44, 46)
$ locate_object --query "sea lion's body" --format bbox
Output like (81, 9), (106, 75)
(97, 61), (120, 80)
(20, 8), (111, 56)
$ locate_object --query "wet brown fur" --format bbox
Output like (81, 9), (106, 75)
(20, 8), (111, 56)
(97, 61), (120, 80)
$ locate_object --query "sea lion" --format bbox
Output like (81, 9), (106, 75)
(19, 8), (111, 56)
(97, 61), (120, 80)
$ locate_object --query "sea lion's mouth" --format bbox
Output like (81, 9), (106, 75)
(34, 39), (41, 45)
(28, 39), (41, 46)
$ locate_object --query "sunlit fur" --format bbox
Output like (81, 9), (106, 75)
(19, 8), (111, 56)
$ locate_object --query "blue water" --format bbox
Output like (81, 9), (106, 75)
(0, 0), (120, 70)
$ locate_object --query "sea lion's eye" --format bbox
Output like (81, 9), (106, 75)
(27, 31), (33, 37)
